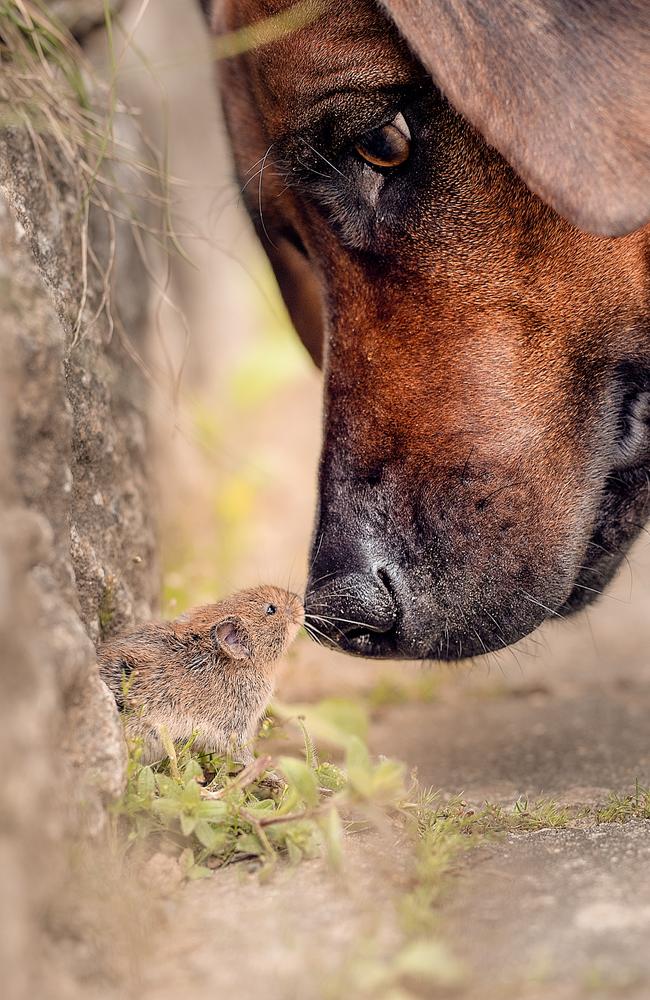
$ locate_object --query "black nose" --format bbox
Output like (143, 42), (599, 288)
(305, 567), (398, 655)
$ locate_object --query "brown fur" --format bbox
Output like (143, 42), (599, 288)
(98, 586), (303, 763)
(199, 1), (650, 660)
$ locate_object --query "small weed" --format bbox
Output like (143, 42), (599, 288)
(112, 712), (407, 878)
(98, 575), (117, 639)
(506, 795), (574, 831)
(582, 961), (647, 995)
(327, 934), (464, 1000)
(367, 672), (440, 710)
(596, 780), (650, 823)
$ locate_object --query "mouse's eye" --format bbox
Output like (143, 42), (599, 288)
(265, 603), (277, 616)
(354, 112), (411, 169)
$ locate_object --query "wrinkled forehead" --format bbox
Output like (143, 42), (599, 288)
(229, 0), (417, 135)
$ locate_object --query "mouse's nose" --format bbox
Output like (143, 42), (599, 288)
(305, 567), (398, 653)
(285, 594), (305, 626)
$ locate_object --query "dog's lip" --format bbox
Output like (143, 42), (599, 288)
(335, 629), (398, 658)
(332, 624), (431, 659)
(324, 607), (552, 660)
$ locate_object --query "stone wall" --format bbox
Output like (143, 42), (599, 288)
(0, 63), (157, 1000)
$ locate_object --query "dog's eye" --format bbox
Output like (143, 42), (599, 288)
(354, 113), (411, 169)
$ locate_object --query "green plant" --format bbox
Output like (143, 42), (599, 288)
(113, 715), (408, 879)
(98, 575), (117, 638)
(596, 780), (650, 823)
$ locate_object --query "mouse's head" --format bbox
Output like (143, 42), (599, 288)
(204, 586), (304, 667)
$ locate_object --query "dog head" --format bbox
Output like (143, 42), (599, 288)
(201, 0), (650, 659)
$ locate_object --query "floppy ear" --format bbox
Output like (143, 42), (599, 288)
(265, 239), (324, 367)
(381, 0), (650, 236)
(212, 619), (253, 660)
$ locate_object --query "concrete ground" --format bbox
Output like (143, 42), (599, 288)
(140, 538), (650, 1000)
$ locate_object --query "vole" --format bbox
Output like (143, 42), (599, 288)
(98, 585), (304, 764)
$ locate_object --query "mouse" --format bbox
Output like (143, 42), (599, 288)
(97, 585), (304, 764)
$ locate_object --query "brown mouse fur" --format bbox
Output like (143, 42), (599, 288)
(98, 586), (304, 764)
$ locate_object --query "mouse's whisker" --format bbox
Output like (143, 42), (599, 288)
(312, 612), (378, 631)
(304, 613), (346, 639)
(302, 621), (333, 646)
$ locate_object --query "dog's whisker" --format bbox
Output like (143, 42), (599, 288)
(300, 138), (347, 180)
(305, 570), (337, 592)
(521, 591), (566, 621)
(302, 621), (333, 646)
(304, 613), (346, 639)
(309, 531), (325, 572)
(296, 155), (331, 181)
(307, 612), (377, 631)
(257, 142), (277, 247)
(572, 583), (628, 604)
(483, 609), (525, 672)
(240, 156), (284, 195)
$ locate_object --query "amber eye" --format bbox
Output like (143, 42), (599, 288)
(354, 112), (411, 169)
(265, 603), (277, 616)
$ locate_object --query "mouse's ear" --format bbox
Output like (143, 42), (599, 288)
(212, 618), (253, 661)
(380, 0), (650, 236)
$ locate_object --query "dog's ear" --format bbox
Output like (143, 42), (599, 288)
(212, 618), (253, 660)
(381, 0), (650, 236)
(265, 240), (324, 367)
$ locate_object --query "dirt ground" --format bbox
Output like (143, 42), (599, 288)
(110, 4), (650, 997)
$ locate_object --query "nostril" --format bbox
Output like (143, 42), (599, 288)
(375, 565), (393, 593)
(305, 569), (397, 640)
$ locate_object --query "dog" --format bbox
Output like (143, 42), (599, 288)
(198, 0), (650, 660)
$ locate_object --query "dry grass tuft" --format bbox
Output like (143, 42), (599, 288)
(0, 0), (189, 367)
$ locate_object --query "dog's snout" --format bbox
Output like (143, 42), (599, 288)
(306, 566), (398, 651)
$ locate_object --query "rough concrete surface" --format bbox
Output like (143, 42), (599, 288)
(135, 540), (650, 1000)
(446, 822), (650, 998)
(0, 60), (157, 1000)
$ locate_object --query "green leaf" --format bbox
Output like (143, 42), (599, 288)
(194, 820), (228, 853)
(319, 807), (344, 870)
(196, 799), (228, 822)
(315, 761), (346, 792)
(181, 779), (202, 807)
(236, 832), (263, 856)
(345, 736), (373, 797)
(136, 766), (155, 798)
(183, 758), (204, 783)
(244, 799), (277, 817)
(155, 774), (180, 798)
(151, 797), (182, 819)
(369, 758), (406, 804)
(180, 812), (197, 836)
(286, 838), (303, 865)
(278, 757), (319, 807)
(394, 939), (464, 986)
(345, 734), (370, 771)
(178, 847), (196, 875)
(187, 863), (213, 880)
(273, 698), (368, 749)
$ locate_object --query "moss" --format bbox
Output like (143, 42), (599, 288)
(98, 575), (117, 639)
